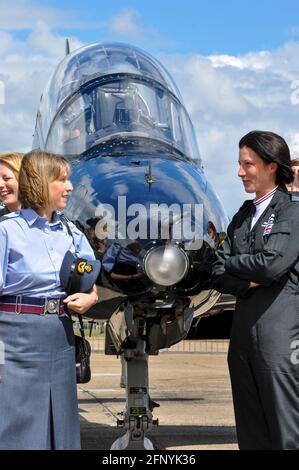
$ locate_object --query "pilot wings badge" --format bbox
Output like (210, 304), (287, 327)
(262, 213), (275, 236)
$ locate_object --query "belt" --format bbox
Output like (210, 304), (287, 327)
(0, 295), (67, 315)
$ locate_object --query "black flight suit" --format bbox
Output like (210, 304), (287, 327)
(212, 186), (299, 449)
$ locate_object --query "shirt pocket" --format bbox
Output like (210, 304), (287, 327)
(263, 221), (291, 253)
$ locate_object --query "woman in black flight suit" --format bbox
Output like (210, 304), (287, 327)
(213, 130), (299, 450)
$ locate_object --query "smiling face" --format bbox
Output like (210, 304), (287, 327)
(48, 168), (73, 212)
(238, 146), (278, 198)
(0, 161), (20, 211)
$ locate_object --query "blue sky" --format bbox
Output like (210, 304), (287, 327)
(0, 0), (299, 216)
(35, 0), (299, 55)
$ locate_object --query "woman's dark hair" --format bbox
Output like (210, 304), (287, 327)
(239, 130), (294, 184)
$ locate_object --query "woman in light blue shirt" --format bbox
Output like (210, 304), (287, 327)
(0, 150), (98, 449)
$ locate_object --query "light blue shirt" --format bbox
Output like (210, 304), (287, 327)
(0, 209), (95, 298)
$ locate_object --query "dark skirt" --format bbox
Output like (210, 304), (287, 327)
(0, 311), (80, 450)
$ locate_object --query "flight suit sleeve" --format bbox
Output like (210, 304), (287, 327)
(0, 225), (8, 294)
(225, 210), (299, 286)
(212, 227), (251, 297)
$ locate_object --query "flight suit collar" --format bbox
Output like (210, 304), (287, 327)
(249, 185), (288, 234)
(240, 185), (288, 219)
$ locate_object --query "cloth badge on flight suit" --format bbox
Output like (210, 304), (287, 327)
(262, 213), (275, 236)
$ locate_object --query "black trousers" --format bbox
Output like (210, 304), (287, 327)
(228, 346), (299, 450)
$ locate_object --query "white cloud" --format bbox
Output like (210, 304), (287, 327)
(0, 22), (83, 152)
(162, 54), (250, 119)
(0, 0), (74, 29)
(209, 43), (299, 80)
(27, 20), (82, 56)
(0, 0), (105, 31)
(290, 133), (299, 156)
(0, 30), (15, 55)
(107, 8), (173, 48)
(109, 9), (142, 38)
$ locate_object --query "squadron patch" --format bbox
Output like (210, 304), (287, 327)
(262, 213), (275, 236)
(84, 264), (93, 274)
(76, 260), (94, 275)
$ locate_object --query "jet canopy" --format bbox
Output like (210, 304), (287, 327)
(36, 42), (201, 161)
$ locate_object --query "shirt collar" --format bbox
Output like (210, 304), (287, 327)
(50, 211), (63, 227)
(20, 208), (63, 227)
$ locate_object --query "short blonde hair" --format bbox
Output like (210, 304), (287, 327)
(0, 152), (24, 180)
(19, 150), (70, 210)
(291, 158), (299, 167)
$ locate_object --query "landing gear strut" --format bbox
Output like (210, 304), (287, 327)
(105, 301), (193, 450)
(111, 328), (158, 450)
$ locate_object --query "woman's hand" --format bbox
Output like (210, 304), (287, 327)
(63, 285), (98, 314)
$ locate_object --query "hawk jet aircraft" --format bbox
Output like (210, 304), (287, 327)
(33, 41), (228, 449)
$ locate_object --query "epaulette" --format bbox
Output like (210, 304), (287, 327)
(290, 192), (299, 202)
